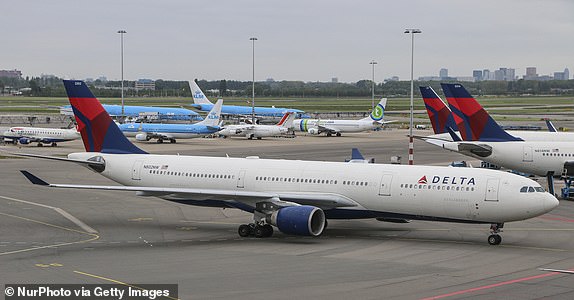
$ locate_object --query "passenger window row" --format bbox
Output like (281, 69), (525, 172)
(400, 183), (475, 192)
(542, 153), (573, 157)
(149, 169), (234, 179)
(255, 176), (338, 185)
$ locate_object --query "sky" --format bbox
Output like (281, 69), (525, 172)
(2, 0), (573, 83)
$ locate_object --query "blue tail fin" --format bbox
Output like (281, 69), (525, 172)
(63, 80), (148, 154)
(440, 83), (522, 142)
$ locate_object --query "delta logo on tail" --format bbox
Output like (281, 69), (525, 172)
(419, 86), (458, 134)
(441, 83), (522, 142)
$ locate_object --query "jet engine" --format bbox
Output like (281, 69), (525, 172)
(135, 133), (150, 141)
(267, 206), (325, 236)
(18, 138), (30, 144)
(308, 128), (319, 135)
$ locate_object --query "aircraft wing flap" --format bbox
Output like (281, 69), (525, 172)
(21, 171), (358, 209)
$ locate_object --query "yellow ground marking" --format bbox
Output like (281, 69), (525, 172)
(74, 270), (180, 300)
(0, 212), (99, 256)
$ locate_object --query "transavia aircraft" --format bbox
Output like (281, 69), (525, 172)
(2, 126), (80, 147)
(293, 98), (392, 136)
(16, 80), (559, 246)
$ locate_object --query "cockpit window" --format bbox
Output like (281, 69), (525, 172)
(520, 186), (528, 193)
(534, 187), (545, 192)
(528, 187), (535, 193)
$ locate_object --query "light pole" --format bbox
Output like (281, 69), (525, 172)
(369, 60), (377, 109)
(117, 30), (127, 119)
(404, 28), (421, 165)
(250, 37), (257, 125)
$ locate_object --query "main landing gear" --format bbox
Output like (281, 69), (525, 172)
(238, 222), (274, 238)
(488, 223), (504, 245)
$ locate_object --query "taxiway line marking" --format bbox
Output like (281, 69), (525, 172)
(0, 212), (99, 256)
(420, 272), (559, 300)
(73, 270), (180, 300)
(0, 195), (98, 233)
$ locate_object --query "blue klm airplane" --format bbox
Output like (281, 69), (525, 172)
(189, 81), (306, 118)
(118, 99), (223, 143)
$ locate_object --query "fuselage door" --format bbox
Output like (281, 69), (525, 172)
(378, 174), (393, 196)
(485, 178), (500, 202)
(237, 169), (246, 188)
(523, 146), (533, 162)
(131, 160), (144, 180)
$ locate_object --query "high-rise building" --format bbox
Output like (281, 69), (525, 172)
(439, 68), (448, 79)
(483, 69), (492, 81)
(564, 68), (570, 80)
(0, 69), (22, 78)
(473, 70), (483, 81)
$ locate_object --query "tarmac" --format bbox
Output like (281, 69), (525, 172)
(1, 129), (573, 299)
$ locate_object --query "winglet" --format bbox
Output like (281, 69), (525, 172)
(20, 170), (49, 186)
(545, 119), (558, 132)
(446, 126), (462, 142)
(351, 148), (365, 160)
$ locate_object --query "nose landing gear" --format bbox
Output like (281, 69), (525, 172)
(488, 223), (504, 245)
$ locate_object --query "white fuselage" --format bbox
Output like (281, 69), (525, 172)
(219, 124), (289, 138)
(68, 152), (558, 223)
(442, 141), (574, 176)
(293, 119), (377, 134)
(3, 127), (80, 143)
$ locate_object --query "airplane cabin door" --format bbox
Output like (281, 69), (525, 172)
(378, 174), (393, 196)
(237, 170), (246, 188)
(523, 146), (533, 162)
(485, 178), (500, 202)
(131, 160), (143, 180)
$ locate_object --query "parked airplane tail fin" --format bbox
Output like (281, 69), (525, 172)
(277, 112), (296, 128)
(545, 119), (558, 132)
(63, 80), (148, 154)
(419, 86), (459, 134)
(441, 83), (522, 142)
(196, 99), (223, 127)
(363, 97), (387, 122)
(189, 80), (213, 105)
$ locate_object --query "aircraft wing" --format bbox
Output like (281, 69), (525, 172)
(539, 268), (574, 274)
(317, 124), (340, 134)
(20, 171), (359, 210)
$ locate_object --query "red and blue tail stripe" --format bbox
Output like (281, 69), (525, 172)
(419, 86), (458, 134)
(441, 83), (522, 142)
(63, 80), (147, 154)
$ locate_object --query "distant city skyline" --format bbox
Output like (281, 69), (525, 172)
(2, 1), (573, 83)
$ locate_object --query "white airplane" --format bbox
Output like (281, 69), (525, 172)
(118, 99), (223, 143)
(2, 126), (80, 147)
(293, 98), (391, 136)
(16, 80), (559, 246)
(218, 112), (295, 139)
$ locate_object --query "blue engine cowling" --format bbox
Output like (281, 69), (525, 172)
(268, 206), (326, 236)
(18, 138), (30, 144)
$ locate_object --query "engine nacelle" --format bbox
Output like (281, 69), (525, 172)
(18, 138), (30, 144)
(268, 206), (325, 236)
(308, 128), (319, 135)
(135, 133), (149, 141)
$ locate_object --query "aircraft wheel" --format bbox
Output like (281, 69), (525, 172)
(488, 234), (502, 245)
(336, 132), (342, 137)
(170, 139), (176, 143)
(254, 225), (266, 238)
(37, 143), (43, 147)
(51, 142), (57, 147)
(262, 224), (273, 237)
(327, 132), (332, 137)
(238, 224), (251, 237)
(157, 139), (164, 144)
(257, 137), (262, 140)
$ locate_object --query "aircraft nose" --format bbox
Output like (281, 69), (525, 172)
(544, 193), (559, 212)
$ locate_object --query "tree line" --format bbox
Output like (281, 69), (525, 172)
(1, 75), (573, 98)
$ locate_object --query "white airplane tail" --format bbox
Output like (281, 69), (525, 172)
(190, 80), (213, 105)
(276, 112), (296, 128)
(361, 97), (387, 122)
(196, 99), (223, 127)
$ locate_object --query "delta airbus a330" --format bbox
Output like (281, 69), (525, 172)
(17, 80), (559, 245)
